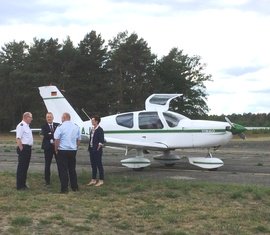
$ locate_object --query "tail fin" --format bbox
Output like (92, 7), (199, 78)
(39, 86), (83, 125)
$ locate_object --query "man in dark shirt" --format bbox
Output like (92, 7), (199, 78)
(41, 112), (59, 185)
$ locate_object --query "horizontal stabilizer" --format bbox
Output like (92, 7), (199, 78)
(10, 128), (41, 133)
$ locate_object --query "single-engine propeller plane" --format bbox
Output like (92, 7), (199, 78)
(39, 85), (247, 170)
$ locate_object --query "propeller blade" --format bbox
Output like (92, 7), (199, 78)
(225, 116), (234, 127)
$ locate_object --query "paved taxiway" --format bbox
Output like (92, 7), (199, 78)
(1, 138), (270, 186)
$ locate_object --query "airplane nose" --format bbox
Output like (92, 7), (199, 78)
(225, 117), (246, 139)
(231, 123), (247, 135)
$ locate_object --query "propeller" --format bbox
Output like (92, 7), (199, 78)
(225, 117), (233, 126)
(225, 117), (246, 140)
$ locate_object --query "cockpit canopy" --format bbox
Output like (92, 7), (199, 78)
(145, 94), (182, 111)
(115, 111), (189, 129)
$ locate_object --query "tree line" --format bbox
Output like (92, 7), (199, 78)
(0, 30), (269, 131)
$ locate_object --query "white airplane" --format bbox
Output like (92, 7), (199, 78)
(39, 85), (247, 170)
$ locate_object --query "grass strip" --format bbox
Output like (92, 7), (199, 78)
(0, 171), (270, 234)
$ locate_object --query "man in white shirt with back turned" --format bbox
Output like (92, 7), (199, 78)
(54, 112), (81, 193)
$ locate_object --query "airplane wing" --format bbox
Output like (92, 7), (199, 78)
(104, 137), (169, 151)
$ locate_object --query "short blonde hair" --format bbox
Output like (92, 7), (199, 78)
(63, 112), (71, 120)
(23, 112), (32, 119)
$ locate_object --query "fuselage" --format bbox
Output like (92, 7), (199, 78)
(81, 110), (233, 149)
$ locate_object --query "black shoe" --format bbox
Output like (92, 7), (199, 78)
(72, 187), (79, 192)
(17, 186), (29, 191)
(60, 190), (68, 194)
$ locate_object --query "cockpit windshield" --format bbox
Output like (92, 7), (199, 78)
(163, 111), (188, 127)
(116, 113), (134, 128)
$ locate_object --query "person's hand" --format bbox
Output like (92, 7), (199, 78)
(97, 143), (103, 150)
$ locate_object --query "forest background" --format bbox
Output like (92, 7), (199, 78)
(0, 30), (269, 132)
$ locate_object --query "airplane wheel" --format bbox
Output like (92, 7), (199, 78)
(133, 167), (144, 171)
(165, 163), (175, 167)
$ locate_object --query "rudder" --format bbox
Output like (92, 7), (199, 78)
(39, 86), (83, 125)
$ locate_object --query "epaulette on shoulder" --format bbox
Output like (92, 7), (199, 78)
(20, 123), (23, 126)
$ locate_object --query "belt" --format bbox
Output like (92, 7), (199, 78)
(22, 144), (32, 148)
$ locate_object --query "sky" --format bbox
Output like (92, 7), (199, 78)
(0, 0), (269, 115)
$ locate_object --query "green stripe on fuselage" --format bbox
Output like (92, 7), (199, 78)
(104, 129), (227, 134)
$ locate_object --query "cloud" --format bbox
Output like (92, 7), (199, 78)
(0, 0), (269, 114)
(223, 66), (262, 76)
(206, 65), (270, 114)
(0, 1), (65, 25)
(251, 89), (270, 94)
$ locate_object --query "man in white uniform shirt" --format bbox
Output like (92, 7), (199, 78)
(16, 112), (33, 190)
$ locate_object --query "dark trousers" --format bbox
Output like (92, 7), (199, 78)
(57, 150), (78, 192)
(16, 145), (31, 190)
(89, 149), (104, 180)
(44, 146), (58, 184)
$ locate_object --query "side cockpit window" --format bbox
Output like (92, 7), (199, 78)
(139, 112), (163, 129)
(163, 112), (182, 127)
(116, 113), (134, 128)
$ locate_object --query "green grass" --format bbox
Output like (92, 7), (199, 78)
(11, 216), (33, 226)
(0, 172), (270, 234)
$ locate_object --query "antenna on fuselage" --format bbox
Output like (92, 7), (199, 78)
(81, 108), (91, 120)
